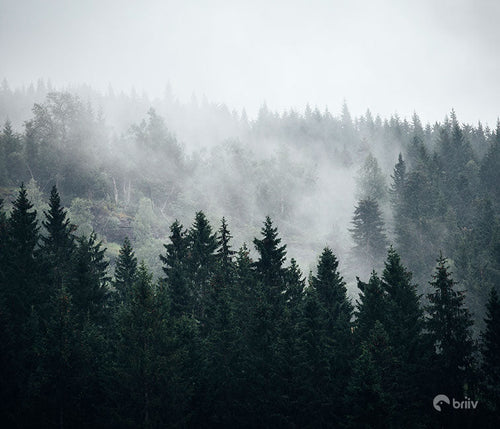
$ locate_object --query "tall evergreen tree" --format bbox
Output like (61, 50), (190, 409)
(187, 211), (218, 322)
(113, 236), (137, 303)
(345, 321), (397, 429)
(69, 232), (110, 323)
(389, 153), (406, 208)
(6, 183), (40, 316)
(354, 271), (387, 343)
(160, 220), (190, 318)
(426, 254), (474, 397)
(40, 185), (75, 303)
(253, 215), (287, 304)
(114, 262), (174, 427)
(350, 198), (388, 273)
(480, 287), (500, 424)
(380, 247), (429, 426)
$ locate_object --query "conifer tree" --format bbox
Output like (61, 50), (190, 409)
(345, 321), (397, 429)
(426, 254), (474, 396)
(113, 236), (137, 303)
(389, 153), (406, 208)
(380, 247), (429, 426)
(187, 211), (218, 322)
(311, 247), (352, 327)
(40, 186), (75, 303)
(481, 287), (500, 420)
(294, 287), (333, 427)
(41, 283), (78, 428)
(115, 262), (172, 427)
(310, 247), (353, 422)
(350, 198), (388, 272)
(253, 215), (287, 305)
(161, 220), (190, 318)
(354, 272), (387, 343)
(70, 232), (110, 323)
(6, 183), (40, 316)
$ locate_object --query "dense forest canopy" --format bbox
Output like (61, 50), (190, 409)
(1, 81), (499, 427)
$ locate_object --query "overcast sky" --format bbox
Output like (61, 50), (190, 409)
(1, 0), (499, 125)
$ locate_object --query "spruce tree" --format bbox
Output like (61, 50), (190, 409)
(389, 153), (406, 208)
(426, 254), (474, 397)
(345, 321), (397, 429)
(311, 247), (352, 328)
(6, 183), (40, 316)
(310, 247), (353, 422)
(294, 287), (333, 427)
(253, 215), (287, 305)
(354, 271), (387, 343)
(70, 232), (110, 323)
(481, 287), (500, 420)
(161, 220), (190, 318)
(187, 211), (218, 322)
(380, 247), (429, 426)
(40, 185), (75, 304)
(114, 262), (173, 427)
(350, 198), (388, 272)
(113, 236), (137, 303)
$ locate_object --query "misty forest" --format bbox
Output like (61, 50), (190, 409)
(0, 82), (499, 428)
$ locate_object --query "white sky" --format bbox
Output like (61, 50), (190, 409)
(1, 0), (499, 125)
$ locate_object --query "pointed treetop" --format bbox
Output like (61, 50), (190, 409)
(42, 185), (73, 250)
(217, 217), (235, 265)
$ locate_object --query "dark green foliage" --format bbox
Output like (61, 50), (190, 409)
(1, 87), (498, 427)
(6, 183), (40, 316)
(161, 219), (190, 318)
(426, 255), (475, 396)
(69, 232), (110, 323)
(345, 321), (397, 429)
(355, 271), (387, 341)
(40, 186), (75, 303)
(480, 288), (500, 423)
(114, 262), (177, 427)
(253, 215), (287, 305)
(113, 236), (137, 303)
(187, 211), (218, 322)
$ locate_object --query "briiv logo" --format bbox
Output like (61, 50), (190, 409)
(433, 394), (450, 411)
(433, 394), (478, 411)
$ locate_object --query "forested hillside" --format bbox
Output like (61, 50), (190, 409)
(1, 82), (499, 427)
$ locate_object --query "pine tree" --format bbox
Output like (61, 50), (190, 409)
(113, 236), (137, 303)
(426, 254), (474, 397)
